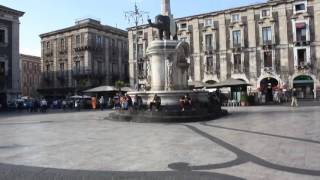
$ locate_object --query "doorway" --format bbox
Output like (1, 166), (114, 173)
(260, 77), (279, 102)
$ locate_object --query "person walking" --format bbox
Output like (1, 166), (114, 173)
(91, 97), (97, 110)
(291, 88), (298, 107)
(99, 96), (104, 110)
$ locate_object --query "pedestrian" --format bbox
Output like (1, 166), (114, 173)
(291, 88), (298, 107)
(91, 97), (97, 110)
(74, 100), (80, 111)
(40, 98), (48, 113)
(99, 96), (104, 110)
(126, 94), (133, 111)
(107, 97), (113, 109)
(149, 94), (161, 111)
(179, 96), (185, 112)
(62, 100), (67, 111)
(134, 94), (143, 110)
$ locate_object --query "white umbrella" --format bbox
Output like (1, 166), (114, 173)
(83, 86), (117, 93)
(70, 95), (82, 99)
(121, 87), (135, 92)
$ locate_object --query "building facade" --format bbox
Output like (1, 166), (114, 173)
(20, 54), (41, 97)
(0, 5), (24, 107)
(128, 0), (320, 100)
(39, 18), (128, 98)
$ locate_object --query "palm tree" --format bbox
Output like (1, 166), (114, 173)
(115, 80), (125, 93)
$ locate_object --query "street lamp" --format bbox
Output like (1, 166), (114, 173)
(124, 2), (148, 91)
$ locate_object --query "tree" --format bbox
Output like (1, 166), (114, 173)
(115, 80), (125, 92)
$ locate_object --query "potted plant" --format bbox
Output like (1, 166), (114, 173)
(240, 94), (248, 106)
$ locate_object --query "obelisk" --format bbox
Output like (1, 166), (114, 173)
(161, 0), (171, 16)
(161, 0), (176, 39)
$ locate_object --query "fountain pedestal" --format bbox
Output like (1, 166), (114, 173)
(107, 0), (227, 122)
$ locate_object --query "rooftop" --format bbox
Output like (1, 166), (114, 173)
(40, 18), (127, 38)
(127, 0), (294, 30)
(0, 4), (24, 17)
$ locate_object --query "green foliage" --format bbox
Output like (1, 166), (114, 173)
(115, 80), (125, 91)
(240, 94), (248, 102)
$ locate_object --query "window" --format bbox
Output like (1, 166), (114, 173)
(180, 23), (187, 29)
(137, 44), (143, 58)
(296, 22), (307, 42)
(137, 31), (143, 35)
(231, 14), (240, 22)
(234, 54), (241, 73)
(295, 3), (306, 12)
(204, 19), (213, 27)
(96, 35), (102, 46)
(46, 42), (50, 49)
(60, 38), (65, 50)
(206, 57), (213, 73)
(0, 29), (5, 43)
(76, 35), (81, 47)
(0, 62), (5, 76)
(264, 51), (272, 68)
(205, 34), (213, 49)
(232, 30), (241, 47)
(137, 58), (144, 77)
(262, 27), (272, 44)
(75, 61), (80, 72)
(261, 9), (271, 17)
(97, 61), (103, 74)
(60, 63), (64, 71)
(297, 49), (307, 67)
(46, 64), (50, 72)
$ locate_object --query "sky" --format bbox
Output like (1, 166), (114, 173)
(1, 0), (266, 56)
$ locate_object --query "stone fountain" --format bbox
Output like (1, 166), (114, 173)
(109, 0), (226, 122)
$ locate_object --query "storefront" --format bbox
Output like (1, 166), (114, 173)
(293, 75), (314, 99)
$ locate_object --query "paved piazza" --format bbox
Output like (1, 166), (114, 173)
(0, 106), (320, 179)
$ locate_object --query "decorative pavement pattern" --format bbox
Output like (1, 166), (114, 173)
(0, 105), (319, 179)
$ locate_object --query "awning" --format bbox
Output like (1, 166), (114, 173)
(293, 80), (314, 84)
(204, 78), (251, 88)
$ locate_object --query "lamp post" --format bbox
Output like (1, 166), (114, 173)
(125, 2), (148, 91)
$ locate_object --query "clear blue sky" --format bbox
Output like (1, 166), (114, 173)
(1, 0), (265, 56)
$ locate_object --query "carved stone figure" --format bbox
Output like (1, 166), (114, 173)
(166, 58), (173, 90)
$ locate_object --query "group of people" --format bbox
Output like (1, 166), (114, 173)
(179, 94), (192, 112)
(111, 93), (144, 111)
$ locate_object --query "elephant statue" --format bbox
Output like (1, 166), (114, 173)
(148, 15), (177, 40)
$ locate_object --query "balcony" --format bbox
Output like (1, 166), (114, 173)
(56, 71), (68, 81)
(74, 44), (103, 52)
(296, 61), (312, 72)
(72, 68), (91, 79)
(91, 71), (106, 79)
(42, 71), (54, 81)
(72, 67), (106, 79)
(44, 50), (53, 57)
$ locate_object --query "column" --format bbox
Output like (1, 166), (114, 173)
(218, 14), (228, 81)
(11, 20), (20, 95)
(192, 19), (202, 81)
(247, 9), (257, 85)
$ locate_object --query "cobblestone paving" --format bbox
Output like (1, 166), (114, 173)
(0, 106), (319, 179)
